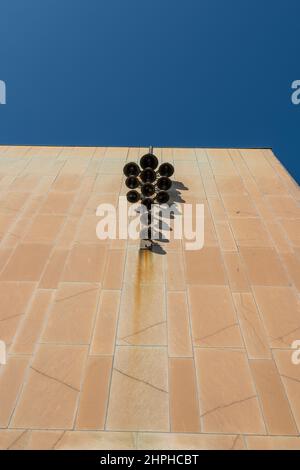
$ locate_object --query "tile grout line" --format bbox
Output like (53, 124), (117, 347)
(163, 222), (171, 433)
(233, 150), (299, 296)
(185, 284), (203, 432)
(270, 347), (300, 434)
(2, 426), (300, 438)
(3, 149), (106, 432)
(71, 281), (103, 430)
(7, 289), (56, 428)
(0, 154), (69, 283)
(183, 148), (204, 434)
(103, 147), (131, 432)
(262, 149), (299, 201)
(181, 149), (205, 430)
(228, 149), (287, 435)
(198, 148), (269, 435)
(34, 166), (98, 288)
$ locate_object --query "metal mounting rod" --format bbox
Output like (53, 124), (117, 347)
(139, 146), (154, 250)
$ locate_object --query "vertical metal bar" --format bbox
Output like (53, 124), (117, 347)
(147, 206), (151, 239)
(140, 146), (154, 249)
(148, 146), (153, 242)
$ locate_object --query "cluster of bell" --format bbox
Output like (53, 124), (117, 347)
(123, 152), (174, 207)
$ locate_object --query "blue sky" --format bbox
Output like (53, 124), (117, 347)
(0, 0), (299, 181)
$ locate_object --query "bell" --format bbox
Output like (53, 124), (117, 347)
(125, 175), (139, 189)
(141, 197), (153, 209)
(141, 183), (155, 197)
(140, 167), (156, 183)
(126, 190), (140, 203)
(158, 162), (174, 177)
(140, 153), (159, 170)
(156, 190), (170, 204)
(123, 162), (140, 177)
(157, 176), (172, 191)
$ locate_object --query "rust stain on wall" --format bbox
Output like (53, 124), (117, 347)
(137, 249), (154, 284)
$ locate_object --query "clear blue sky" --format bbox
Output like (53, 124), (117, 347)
(0, 0), (299, 181)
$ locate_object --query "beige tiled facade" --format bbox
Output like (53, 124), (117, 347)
(0, 145), (299, 450)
